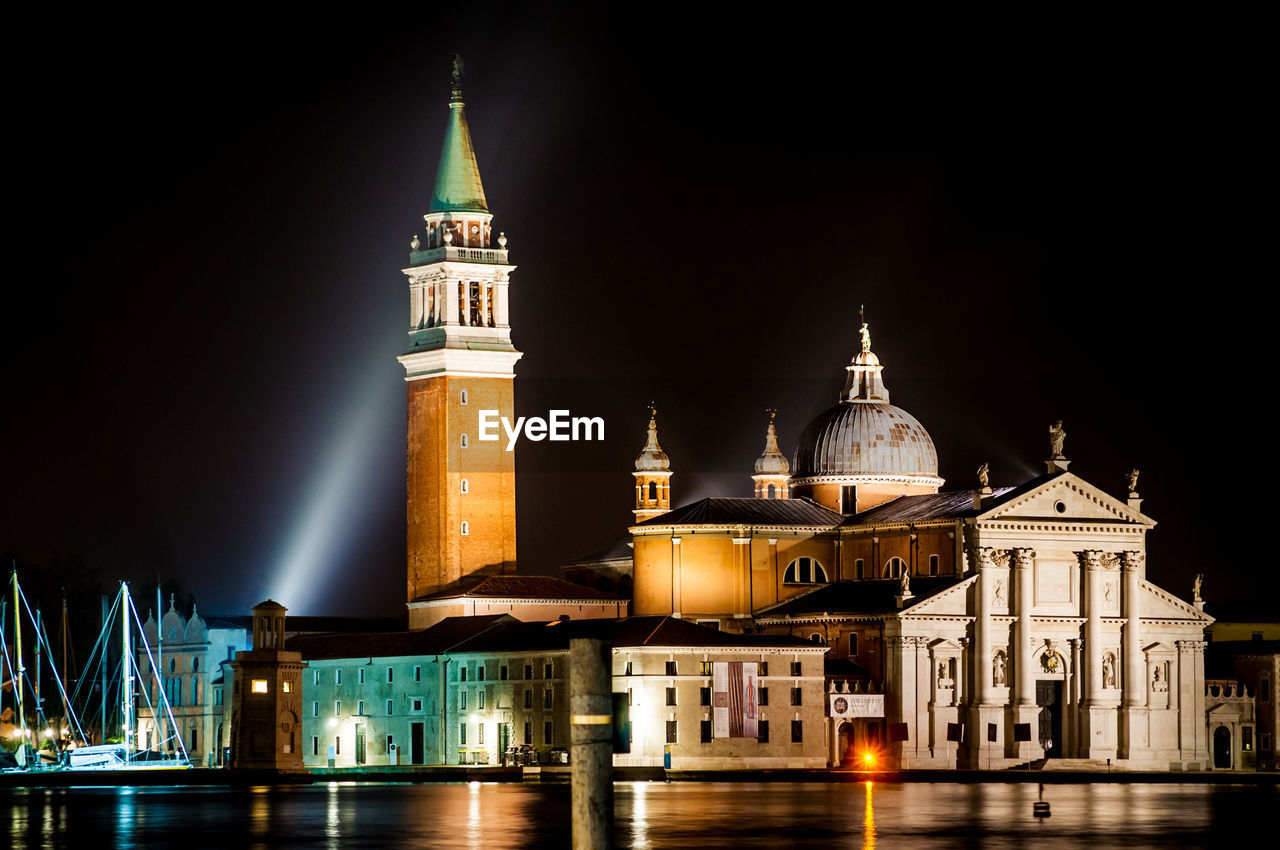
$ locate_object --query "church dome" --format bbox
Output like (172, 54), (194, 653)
(634, 411), (670, 472)
(792, 402), (938, 478)
(754, 416), (790, 475)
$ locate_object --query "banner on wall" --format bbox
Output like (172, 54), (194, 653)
(712, 662), (758, 738)
(829, 693), (885, 718)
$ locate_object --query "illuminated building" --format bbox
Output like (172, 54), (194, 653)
(612, 328), (1213, 769)
(226, 600), (306, 770)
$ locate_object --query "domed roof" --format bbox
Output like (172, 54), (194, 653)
(634, 411), (670, 473)
(792, 401), (938, 478)
(753, 417), (790, 475)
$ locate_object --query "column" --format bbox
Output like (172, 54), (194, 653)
(733, 537), (750, 617)
(973, 548), (994, 705)
(443, 276), (460, 326)
(1013, 548), (1036, 708)
(460, 281), (471, 326)
(481, 282), (492, 327)
(1080, 550), (1103, 703)
(410, 283), (424, 329)
(495, 280), (510, 328)
(1121, 551), (1144, 708)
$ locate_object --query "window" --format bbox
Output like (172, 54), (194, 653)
(791, 687), (802, 706)
(791, 721), (803, 743)
(759, 687), (769, 706)
(700, 687), (711, 706)
(460, 691), (467, 710)
(848, 634), (859, 656)
(461, 521), (470, 536)
(387, 667), (394, 683)
(627, 688), (633, 706)
(386, 699), (393, 716)
(478, 691), (485, 710)
(191, 728), (198, 751)
(356, 668), (363, 684)
(759, 721), (770, 743)
(700, 661), (712, 676)
(459, 724), (467, 746)
(884, 557), (906, 578)
(665, 721), (678, 744)
(215, 688), (224, 706)
(665, 661), (677, 675)
(414, 666), (422, 682)
(648, 481), (657, 501)
(1243, 727), (1254, 751)
(461, 667), (468, 682)
(411, 698), (423, 712)
(357, 700), (365, 716)
(1263, 732), (1273, 752)
(313, 670), (319, 685)
(336, 670), (342, 685)
(460, 389), (468, 405)
(461, 479), (469, 494)
(544, 663), (553, 679)
(524, 664), (534, 680)
(461, 433), (469, 448)
(251, 679), (268, 694)
(855, 558), (864, 580)
(666, 687), (677, 706)
(1254, 632), (1264, 641)
(544, 688), (553, 708)
(524, 722), (532, 745)
(283, 681), (291, 693)
(624, 661), (632, 676)
(929, 554), (939, 576)
(478, 724), (484, 745)
(841, 485), (857, 512)
(312, 737), (319, 756)
(478, 666), (485, 681)
(386, 735), (394, 755)
(335, 700), (342, 716)
(790, 661), (802, 677)
(783, 557), (828, 584)
(312, 702), (319, 717)
(336, 736), (341, 755)
(700, 720), (712, 743)
(500, 665), (508, 681)
(759, 662), (768, 677)
(1262, 677), (1271, 702)
(525, 690), (533, 709)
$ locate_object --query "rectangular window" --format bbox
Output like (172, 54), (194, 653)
(414, 666), (422, 682)
(627, 688), (633, 706)
(500, 666), (508, 681)
(312, 736), (318, 756)
(477, 666), (485, 681)
(791, 687), (802, 706)
(544, 663), (553, 679)
(386, 699), (393, 716)
(215, 689), (223, 706)
(336, 736), (341, 755)
(929, 554), (939, 576)
(191, 728), (198, 750)
(624, 661), (632, 676)
(856, 559), (864, 579)
(790, 662), (802, 677)
(336, 670), (342, 685)
(251, 679), (268, 694)
(700, 687), (711, 706)
(1243, 727), (1254, 751)
(283, 681), (292, 693)
(1263, 679), (1272, 702)
(358, 669), (365, 684)
(700, 720), (712, 743)
(544, 721), (553, 745)
(460, 692), (467, 710)
(386, 735), (394, 755)
(759, 662), (768, 677)
(335, 700), (342, 716)
(666, 721), (678, 744)
(478, 691), (485, 710)
(313, 670), (319, 685)
(791, 721), (803, 743)
(357, 700), (364, 716)
(1262, 732), (1273, 752)
(848, 634), (859, 656)
(387, 668), (394, 683)
(459, 724), (467, 746)
(665, 661), (678, 675)
(460, 666), (468, 682)
(524, 664), (533, 680)
(1253, 632), (1264, 641)
(759, 720), (770, 743)
(478, 724), (484, 745)
(524, 722), (532, 745)
(666, 687), (677, 706)
(312, 702), (319, 717)
(700, 661), (712, 676)
(412, 698), (423, 712)
(544, 688), (553, 708)
(524, 689), (533, 709)
(759, 687), (769, 706)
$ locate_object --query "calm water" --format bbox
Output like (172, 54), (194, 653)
(3, 780), (1272, 848)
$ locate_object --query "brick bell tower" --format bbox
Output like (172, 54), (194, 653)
(398, 56), (520, 604)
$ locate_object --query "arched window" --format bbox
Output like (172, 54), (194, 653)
(460, 389), (468, 405)
(648, 481), (657, 502)
(460, 433), (469, 449)
(808, 633), (826, 645)
(855, 559), (864, 580)
(460, 521), (470, 536)
(783, 557), (828, 584)
(929, 554), (939, 576)
(461, 478), (469, 494)
(884, 557), (907, 578)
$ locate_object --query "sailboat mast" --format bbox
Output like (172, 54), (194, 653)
(61, 594), (70, 734)
(13, 571), (28, 762)
(156, 581), (163, 752)
(122, 582), (133, 763)
(99, 594), (107, 746)
(35, 609), (43, 734)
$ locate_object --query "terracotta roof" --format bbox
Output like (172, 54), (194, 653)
(845, 473), (1064, 525)
(634, 497), (843, 528)
(756, 577), (962, 618)
(290, 615), (514, 661)
(412, 575), (625, 604)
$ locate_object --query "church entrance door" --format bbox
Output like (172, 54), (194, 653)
(837, 722), (852, 765)
(1036, 681), (1062, 758)
(1213, 726), (1232, 769)
(410, 722), (425, 765)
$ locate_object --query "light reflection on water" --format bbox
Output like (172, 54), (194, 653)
(1, 780), (1273, 849)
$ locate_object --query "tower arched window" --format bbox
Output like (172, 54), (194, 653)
(460, 433), (469, 449)
(884, 557), (907, 578)
(855, 559), (864, 580)
(648, 481), (657, 502)
(783, 557), (828, 584)
(460, 389), (468, 405)
(461, 478), (469, 494)
(929, 554), (939, 576)
(461, 521), (470, 536)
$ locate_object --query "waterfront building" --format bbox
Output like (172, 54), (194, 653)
(226, 600), (307, 770)
(1205, 602), (1279, 770)
(289, 615), (827, 769)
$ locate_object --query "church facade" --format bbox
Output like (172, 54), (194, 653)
(620, 328), (1212, 769)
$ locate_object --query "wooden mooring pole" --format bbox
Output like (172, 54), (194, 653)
(570, 637), (612, 850)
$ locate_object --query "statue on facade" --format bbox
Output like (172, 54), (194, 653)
(976, 461), (990, 489)
(1049, 420), (1067, 459)
(1126, 468), (1140, 495)
(993, 578), (1005, 607)
(1193, 573), (1203, 604)
(993, 651), (1007, 686)
(1102, 652), (1116, 689)
(899, 571), (911, 596)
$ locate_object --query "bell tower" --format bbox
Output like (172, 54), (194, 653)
(398, 56), (520, 605)
(633, 408), (672, 523)
(752, 411), (790, 498)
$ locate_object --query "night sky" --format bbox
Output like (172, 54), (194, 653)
(4, 11), (1271, 616)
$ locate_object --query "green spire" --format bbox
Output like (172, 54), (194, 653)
(428, 54), (489, 215)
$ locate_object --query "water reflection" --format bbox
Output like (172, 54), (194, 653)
(0, 780), (1272, 848)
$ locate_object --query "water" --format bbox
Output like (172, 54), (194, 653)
(3, 780), (1272, 848)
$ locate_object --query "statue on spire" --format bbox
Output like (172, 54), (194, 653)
(858, 305), (871, 352)
(450, 53), (465, 100)
(1049, 420), (1067, 460)
(976, 462), (990, 489)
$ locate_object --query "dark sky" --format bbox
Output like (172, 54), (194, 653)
(4, 10), (1271, 615)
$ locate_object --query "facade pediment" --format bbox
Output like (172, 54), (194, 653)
(901, 575), (976, 618)
(979, 473), (1153, 528)
(1139, 581), (1212, 623)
